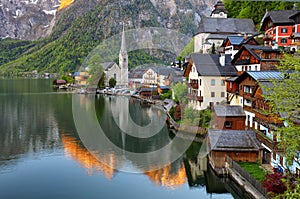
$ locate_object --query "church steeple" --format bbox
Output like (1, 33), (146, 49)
(120, 24), (127, 54)
(210, 1), (228, 18)
(119, 23), (128, 87)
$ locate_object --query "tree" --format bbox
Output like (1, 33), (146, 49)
(211, 43), (216, 54)
(109, 77), (116, 88)
(171, 82), (188, 103)
(264, 53), (300, 167)
(87, 54), (104, 86)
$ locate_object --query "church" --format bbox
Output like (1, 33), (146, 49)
(102, 26), (129, 87)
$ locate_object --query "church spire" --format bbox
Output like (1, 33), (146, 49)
(120, 23), (127, 53)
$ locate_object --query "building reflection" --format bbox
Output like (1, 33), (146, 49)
(61, 133), (115, 179)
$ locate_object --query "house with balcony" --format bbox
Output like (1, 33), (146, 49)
(226, 71), (284, 164)
(231, 44), (282, 74)
(184, 53), (237, 110)
(260, 8), (300, 49)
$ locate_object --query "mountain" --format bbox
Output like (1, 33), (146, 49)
(0, 0), (218, 74)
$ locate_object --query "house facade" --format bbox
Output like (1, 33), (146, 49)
(261, 9), (300, 49)
(231, 44), (282, 74)
(213, 105), (246, 130)
(223, 35), (259, 58)
(184, 53), (237, 110)
(208, 130), (262, 168)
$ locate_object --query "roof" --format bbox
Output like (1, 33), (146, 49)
(227, 36), (245, 45)
(206, 34), (231, 40)
(196, 18), (257, 35)
(190, 53), (237, 76)
(260, 10), (300, 31)
(246, 71), (283, 81)
(213, 105), (245, 117)
(101, 62), (119, 71)
(208, 130), (262, 151)
(232, 44), (281, 64)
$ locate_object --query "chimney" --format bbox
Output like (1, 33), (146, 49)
(219, 53), (225, 66)
(294, 3), (298, 10)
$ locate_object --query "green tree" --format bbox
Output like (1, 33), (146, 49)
(109, 77), (117, 88)
(171, 82), (188, 103)
(264, 53), (300, 167)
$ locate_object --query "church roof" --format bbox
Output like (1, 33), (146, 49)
(196, 18), (257, 35)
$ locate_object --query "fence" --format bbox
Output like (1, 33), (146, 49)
(226, 155), (267, 197)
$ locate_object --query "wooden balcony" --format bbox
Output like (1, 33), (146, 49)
(263, 34), (273, 41)
(187, 94), (203, 102)
(255, 130), (281, 152)
(243, 106), (282, 125)
(188, 83), (199, 89)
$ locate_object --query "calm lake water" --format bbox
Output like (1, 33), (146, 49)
(0, 79), (239, 199)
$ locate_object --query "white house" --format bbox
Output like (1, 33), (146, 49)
(184, 53), (237, 110)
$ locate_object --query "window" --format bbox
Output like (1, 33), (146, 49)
(211, 79), (215, 86)
(221, 92), (225, 97)
(281, 28), (288, 33)
(199, 79), (202, 86)
(211, 92), (215, 97)
(221, 80), (225, 86)
(224, 121), (232, 128)
(281, 38), (287, 44)
(255, 65), (258, 71)
(229, 82), (233, 89)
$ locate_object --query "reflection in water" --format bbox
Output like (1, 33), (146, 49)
(61, 134), (115, 179)
(0, 79), (237, 199)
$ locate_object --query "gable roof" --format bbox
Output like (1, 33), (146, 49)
(227, 36), (245, 45)
(213, 105), (245, 117)
(190, 53), (237, 76)
(235, 71), (283, 84)
(232, 44), (281, 64)
(196, 18), (257, 35)
(101, 62), (119, 71)
(208, 130), (262, 151)
(260, 10), (300, 31)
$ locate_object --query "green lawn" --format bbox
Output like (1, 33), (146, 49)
(238, 162), (266, 181)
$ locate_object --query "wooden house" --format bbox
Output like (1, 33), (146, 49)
(213, 105), (246, 130)
(207, 130), (262, 168)
(231, 44), (282, 74)
(223, 35), (259, 58)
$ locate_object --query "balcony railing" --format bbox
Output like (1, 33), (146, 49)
(188, 83), (199, 89)
(187, 94), (203, 102)
(255, 130), (281, 152)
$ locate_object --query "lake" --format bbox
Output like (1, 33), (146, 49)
(0, 79), (240, 199)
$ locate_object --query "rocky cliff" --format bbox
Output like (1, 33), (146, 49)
(0, 0), (218, 73)
(0, 0), (217, 40)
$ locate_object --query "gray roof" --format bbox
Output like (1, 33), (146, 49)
(101, 62), (119, 71)
(208, 130), (262, 151)
(260, 10), (300, 31)
(206, 34), (230, 40)
(190, 53), (237, 76)
(214, 105), (245, 117)
(196, 18), (257, 35)
(262, 10), (299, 24)
(246, 71), (283, 81)
(145, 66), (177, 76)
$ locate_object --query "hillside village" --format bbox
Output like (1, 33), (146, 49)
(104, 1), (299, 179)
(58, 1), (299, 197)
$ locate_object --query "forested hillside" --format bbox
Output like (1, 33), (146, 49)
(224, 1), (299, 27)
